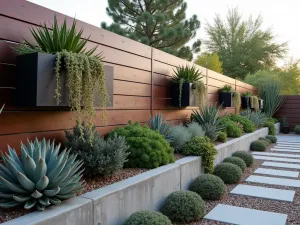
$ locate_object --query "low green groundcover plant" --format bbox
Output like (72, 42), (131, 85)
(295, 125), (300, 135)
(124, 211), (172, 225)
(109, 121), (175, 168)
(216, 131), (227, 143)
(189, 174), (226, 200)
(221, 119), (243, 138)
(265, 135), (277, 143)
(161, 190), (206, 223)
(223, 157), (247, 172)
(214, 162), (243, 184)
(229, 114), (256, 133)
(259, 137), (272, 145)
(250, 140), (267, 151)
(232, 151), (254, 167)
(182, 137), (217, 174)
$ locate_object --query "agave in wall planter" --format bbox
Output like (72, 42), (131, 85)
(219, 84), (233, 107)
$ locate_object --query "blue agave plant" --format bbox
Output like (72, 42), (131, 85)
(0, 138), (84, 211)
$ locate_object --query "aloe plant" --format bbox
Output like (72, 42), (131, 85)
(149, 113), (173, 142)
(0, 138), (84, 211)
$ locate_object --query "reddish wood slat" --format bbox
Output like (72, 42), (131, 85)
(114, 80), (151, 96)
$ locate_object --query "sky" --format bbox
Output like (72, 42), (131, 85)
(28, 0), (300, 64)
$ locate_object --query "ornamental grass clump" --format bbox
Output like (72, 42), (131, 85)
(232, 151), (254, 167)
(124, 211), (172, 225)
(109, 121), (175, 168)
(161, 190), (206, 223)
(189, 174), (226, 200)
(0, 138), (84, 211)
(65, 122), (130, 177)
(214, 162), (243, 184)
(223, 157), (247, 172)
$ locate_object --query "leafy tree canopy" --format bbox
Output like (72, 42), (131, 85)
(205, 8), (287, 79)
(194, 52), (223, 73)
(101, 0), (201, 61)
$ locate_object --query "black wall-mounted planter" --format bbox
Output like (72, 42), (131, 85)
(219, 92), (233, 107)
(171, 82), (197, 107)
(16, 52), (113, 107)
(259, 99), (264, 109)
(241, 96), (250, 109)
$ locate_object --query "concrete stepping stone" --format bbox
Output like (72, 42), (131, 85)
(252, 152), (300, 158)
(276, 144), (300, 148)
(278, 141), (300, 144)
(246, 175), (300, 188)
(263, 161), (300, 169)
(254, 168), (299, 178)
(274, 146), (300, 150)
(204, 204), (287, 225)
(230, 184), (295, 202)
(271, 148), (300, 153)
(253, 155), (300, 163)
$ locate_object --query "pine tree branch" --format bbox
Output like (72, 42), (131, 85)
(120, 0), (141, 16)
(157, 38), (184, 49)
(137, 0), (144, 12)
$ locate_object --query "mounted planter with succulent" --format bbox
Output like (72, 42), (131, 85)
(14, 16), (113, 135)
(171, 65), (206, 107)
(241, 91), (252, 109)
(219, 84), (233, 107)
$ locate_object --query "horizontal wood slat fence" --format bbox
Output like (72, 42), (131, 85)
(0, 0), (257, 152)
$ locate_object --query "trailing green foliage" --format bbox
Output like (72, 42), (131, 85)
(216, 131), (227, 143)
(250, 140), (267, 151)
(264, 120), (276, 135)
(182, 137), (217, 174)
(233, 92), (241, 114)
(161, 191), (206, 223)
(251, 96), (259, 112)
(265, 135), (277, 143)
(14, 16), (100, 57)
(229, 114), (256, 133)
(124, 211), (172, 225)
(259, 80), (285, 117)
(65, 122), (129, 177)
(295, 125), (300, 135)
(187, 122), (205, 138)
(223, 157), (246, 172)
(219, 84), (233, 92)
(240, 109), (267, 128)
(109, 121), (175, 168)
(195, 81), (207, 109)
(232, 151), (254, 167)
(220, 117), (243, 138)
(189, 174), (226, 200)
(0, 138), (83, 210)
(214, 162), (243, 184)
(169, 125), (192, 152)
(149, 113), (173, 142)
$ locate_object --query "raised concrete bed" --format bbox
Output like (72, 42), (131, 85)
(214, 127), (268, 165)
(275, 122), (280, 134)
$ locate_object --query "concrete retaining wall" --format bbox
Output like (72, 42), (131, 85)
(275, 122), (280, 134)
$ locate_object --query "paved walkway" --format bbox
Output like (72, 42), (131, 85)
(204, 138), (300, 225)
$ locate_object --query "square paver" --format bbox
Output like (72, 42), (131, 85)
(275, 145), (300, 148)
(252, 152), (300, 158)
(254, 168), (299, 178)
(271, 148), (300, 153)
(204, 204), (287, 225)
(246, 175), (300, 188)
(230, 184), (295, 202)
(262, 161), (300, 169)
(253, 155), (300, 163)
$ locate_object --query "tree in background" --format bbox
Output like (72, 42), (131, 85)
(205, 8), (287, 79)
(194, 53), (223, 73)
(101, 0), (201, 61)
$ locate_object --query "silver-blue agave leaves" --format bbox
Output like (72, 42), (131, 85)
(0, 138), (84, 211)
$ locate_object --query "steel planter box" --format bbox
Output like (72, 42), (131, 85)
(171, 82), (197, 107)
(219, 92), (233, 107)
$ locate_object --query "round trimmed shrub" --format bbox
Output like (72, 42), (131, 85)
(189, 174), (226, 200)
(223, 157), (247, 171)
(295, 125), (300, 135)
(259, 137), (272, 145)
(217, 131), (227, 143)
(109, 121), (175, 168)
(182, 137), (217, 174)
(250, 140), (267, 151)
(124, 211), (172, 225)
(232, 151), (254, 167)
(265, 135), (277, 143)
(161, 190), (206, 223)
(226, 121), (243, 137)
(214, 162), (243, 184)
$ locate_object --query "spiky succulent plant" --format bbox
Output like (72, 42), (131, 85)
(0, 138), (84, 211)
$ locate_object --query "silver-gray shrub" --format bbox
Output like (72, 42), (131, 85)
(187, 122), (205, 138)
(240, 108), (267, 128)
(65, 122), (130, 177)
(169, 125), (192, 152)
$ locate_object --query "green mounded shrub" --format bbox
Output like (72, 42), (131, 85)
(229, 114), (256, 133)
(189, 174), (226, 200)
(259, 137), (272, 145)
(214, 162), (243, 184)
(109, 121), (175, 168)
(265, 135), (277, 143)
(232, 151), (254, 167)
(223, 157), (247, 172)
(295, 125), (300, 135)
(264, 121), (276, 135)
(65, 122), (130, 177)
(216, 131), (227, 143)
(220, 117), (243, 138)
(161, 191), (206, 223)
(169, 125), (192, 152)
(124, 211), (172, 225)
(182, 137), (218, 174)
(250, 140), (267, 151)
